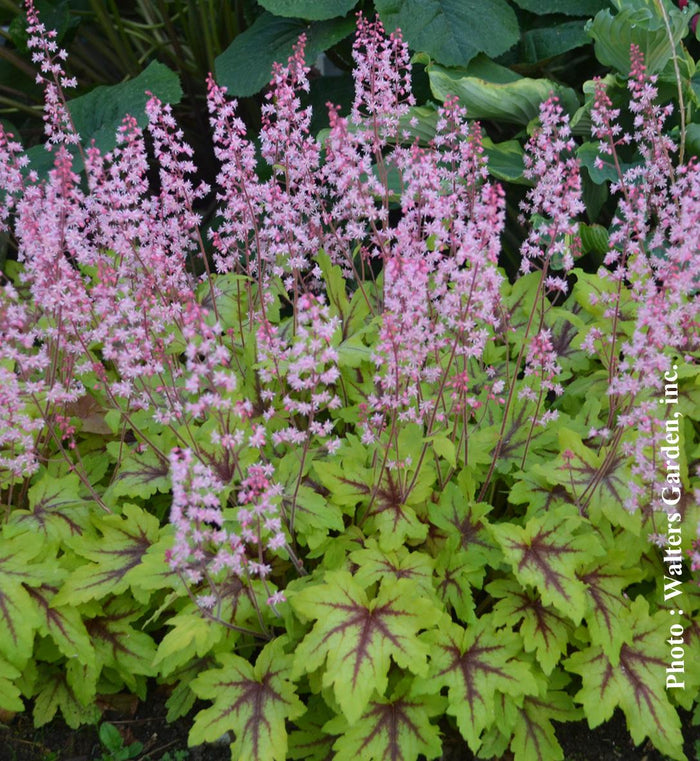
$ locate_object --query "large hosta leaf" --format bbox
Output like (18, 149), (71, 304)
(375, 0), (519, 67)
(326, 678), (443, 761)
(259, 0), (358, 20)
(565, 597), (685, 760)
(53, 503), (161, 606)
(290, 572), (440, 724)
(490, 506), (604, 624)
(427, 57), (579, 125)
(414, 616), (537, 751)
(189, 637), (305, 760)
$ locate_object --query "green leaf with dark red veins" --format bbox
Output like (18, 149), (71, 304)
(25, 584), (95, 666)
(312, 460), (373, 509)
(487, 578), (573, 675)
(33, 666), (100, 728)
(288, 694), (336, 761)
(537, 429), (639, 533)
(564, 597), (685, 760)
(104, 445), (170, 503)
(325, 678), (444, 761)
(52, 503), (161, 606)
(7, 471), (90, 542)
(434, 544), (482, 623)
(0, 535), (58, 668)
(490, 506), (603, 624)
(576, 552), (642, 663)
(290, 572), (441, 724)
(427, 482), (500, 565)
(510, 688), (582, 761)
(189, 636), (305, 760)
(349, 540), (434, 598)
(287, 484), (344, 549)
(85, 598), (157, 691)
(0, 657), (23, 712)
(414, 616), (537, 751)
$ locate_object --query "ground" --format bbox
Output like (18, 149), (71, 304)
(2, 693), (698, 761)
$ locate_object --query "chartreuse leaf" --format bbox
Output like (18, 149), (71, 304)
(325, 677), (443, 761)
(103, 444), (170, 503)
(290, 572), (440, 724)
(0, 657), (22, 712)
(414, 615), (537, 752)
(53, 503), (161, 606)
(490, 505), (604, 624)
(577, 551), (643, 664)
(511, 684), (582, 761)
(565, 597), (685, 760)
(7, 471), (90, 541)
(349, 539), (434, 597)
(434, 543), (483, 623)
(86, 598), (157, 693)
(376, 0), (519, 67)
(289, 484), (344, 550)
(0, 535), (56, 668)
(33, 666), (100, 729)
(488, 578), (573, 675)
(189, 636), (305, 760)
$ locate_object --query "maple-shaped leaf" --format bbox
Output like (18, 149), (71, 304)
(0, 657), (22, 713)
(413, 615), (537, 752)
(53, 503), (161, 606)
(487, 578), (573, 675)
(510, 687), (582, 761)
(349, 540), (434, 598)
(537, 429), (639, 532)
(285, 484), (344, 550)
(25, 584), (95, 668)
(434, 544), (482, 623)
(104, 443), (170, 503)
(427, 482), (500, 566)
(290, 572), (441, 724)
(490, 505), (604, 624)
(85, 598), (157, 693)
(189, 636), (305, 760)
(564, 597), (685, 760)
(0, 535), (59, 668)
(32, 665), (100, 728)
(576, 551), (642, 664)
(288, 694), (336, 761)
(325, 677), (443, 761)
(6, 472), (91, 542)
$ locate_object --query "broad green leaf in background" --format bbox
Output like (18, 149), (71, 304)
(189, 637), (305, 760)
(512, 0), (609, 14)
(258, 0), (358, 20)
(291, 572), (440, 724)
(427, 56), (580, 125)
(375, 0), (519, 67)
(215, 13), (355, 97)
(520, 20), (590, 64)
(586, 0), (688, 75)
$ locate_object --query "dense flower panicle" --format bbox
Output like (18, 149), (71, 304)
(25, 0), (78, 146)
(257, 294), (342, 450)
(520, 96), (583, 291)
(351, 14), (414, 138)
(206, 75), (263, 274)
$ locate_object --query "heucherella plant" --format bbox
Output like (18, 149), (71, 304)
(0, 2), (698, 760)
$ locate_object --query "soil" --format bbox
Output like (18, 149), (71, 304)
(2, 691), (698, 761)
